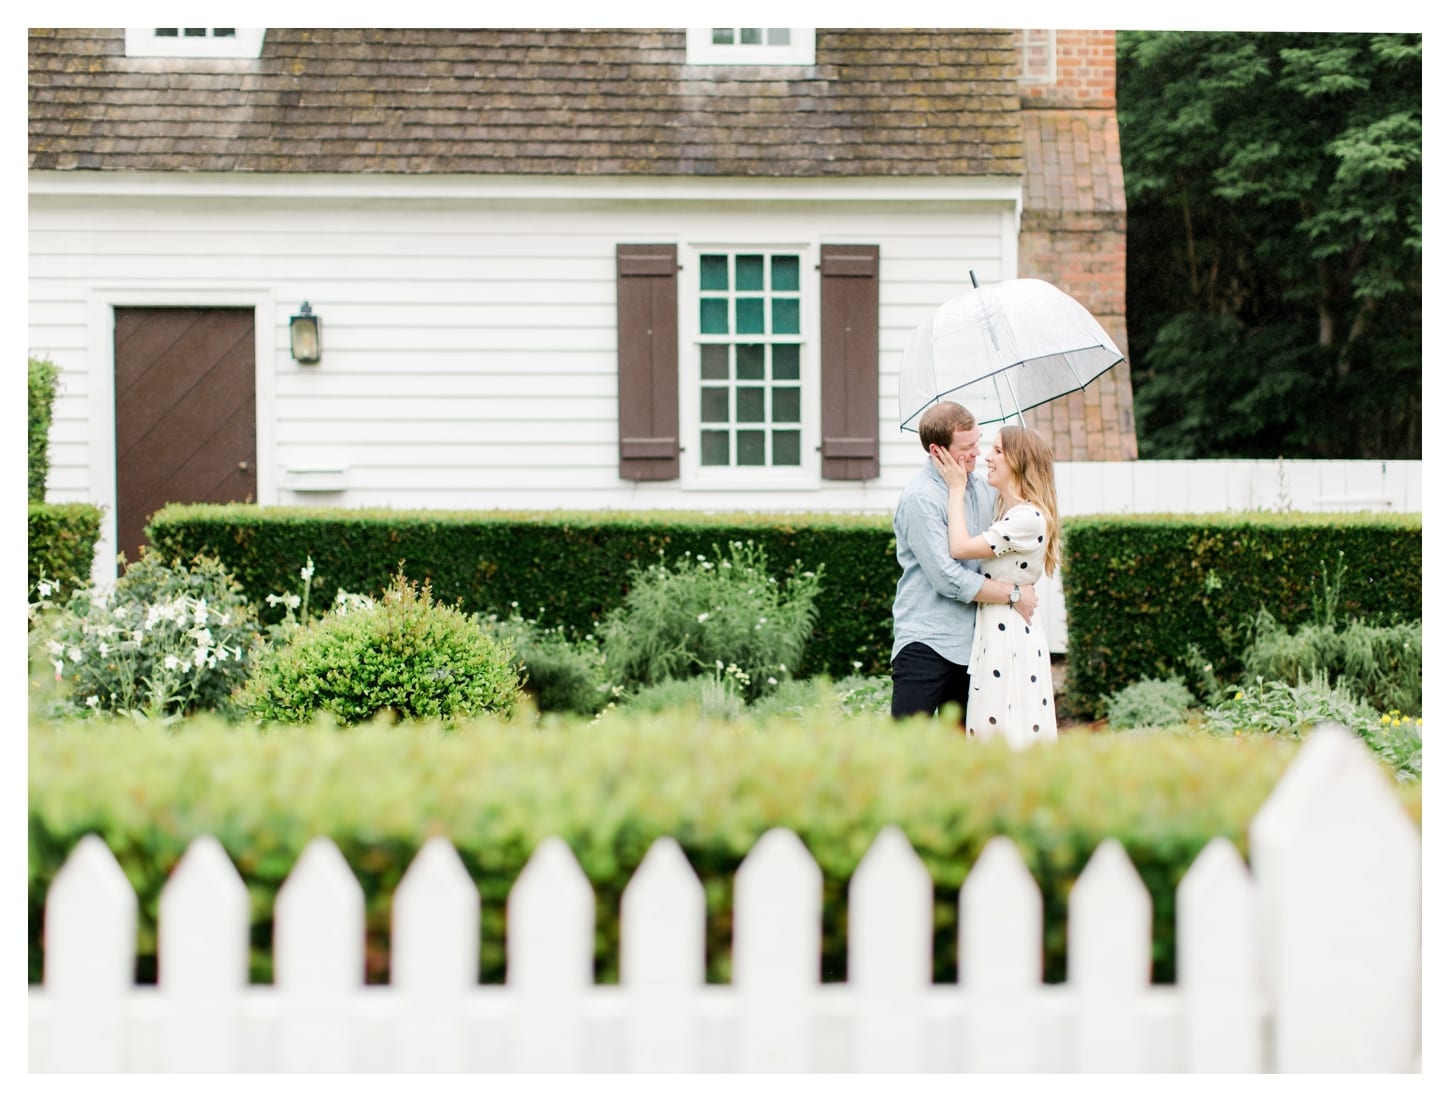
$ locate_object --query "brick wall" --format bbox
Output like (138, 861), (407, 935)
(1015, 29), (1137, 460)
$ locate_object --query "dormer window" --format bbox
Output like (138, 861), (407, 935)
(685, 28), (815, 66)
(124, 28), (266, 58)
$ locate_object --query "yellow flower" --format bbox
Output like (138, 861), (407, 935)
(1235, 691), (1244, 700)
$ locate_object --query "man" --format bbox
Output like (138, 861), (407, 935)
(891, 401), (1038, 721)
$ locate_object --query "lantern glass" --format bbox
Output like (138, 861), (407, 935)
(290, 304), (320, 363)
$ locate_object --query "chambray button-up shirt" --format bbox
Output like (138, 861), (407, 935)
(890, 458), (997, 665)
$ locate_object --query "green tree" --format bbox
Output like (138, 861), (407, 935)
(1118, 32), (1421, 459)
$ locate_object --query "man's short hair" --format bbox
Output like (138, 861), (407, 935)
(917, 401), (977, 452)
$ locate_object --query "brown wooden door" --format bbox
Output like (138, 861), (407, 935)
(114, 307), (256, 563)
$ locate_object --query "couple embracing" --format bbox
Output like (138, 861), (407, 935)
(890, 400), (1061, 747)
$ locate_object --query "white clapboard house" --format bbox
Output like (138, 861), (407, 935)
(29, 27), (1146, 579)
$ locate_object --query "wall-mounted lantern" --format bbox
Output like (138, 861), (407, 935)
(289, 302), (321, 364)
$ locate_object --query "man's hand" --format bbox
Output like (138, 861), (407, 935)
(1015, 582), (1038, 624)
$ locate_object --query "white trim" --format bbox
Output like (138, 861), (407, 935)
(123, 28), (266, 59)
(85, 285), (277, 581)
(684, 28), (815, 66)
(29, 171), (1024, 208)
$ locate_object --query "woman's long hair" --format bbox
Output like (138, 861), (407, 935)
(996, 425), (1061, 576)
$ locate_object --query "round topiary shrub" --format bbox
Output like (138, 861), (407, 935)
(237, 572), (522, 725)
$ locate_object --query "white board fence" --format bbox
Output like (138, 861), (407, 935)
(29, 724), (1420, 1073)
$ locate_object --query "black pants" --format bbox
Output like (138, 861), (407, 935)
(891, 642), (970, 723)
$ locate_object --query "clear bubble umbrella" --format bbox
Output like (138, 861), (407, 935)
(898, 275), (1125, 432)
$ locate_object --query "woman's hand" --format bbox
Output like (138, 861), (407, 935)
(929, 444), (968, 491)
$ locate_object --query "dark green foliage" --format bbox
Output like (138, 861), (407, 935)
(237, 572), (523, 725)
(28, 357), (59, 502)
(1062, 513), (1421, 717)
(33, 713), (1419, 990)
(146, 504), (893, 678)
(482, 611), (609, 716)
(28, 503), (102, 602)
(1119, 31), (1421, 459)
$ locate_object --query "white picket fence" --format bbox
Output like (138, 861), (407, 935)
(29, 724), (1420, 1073)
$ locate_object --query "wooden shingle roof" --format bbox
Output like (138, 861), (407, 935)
(29, 28), (1025, 177)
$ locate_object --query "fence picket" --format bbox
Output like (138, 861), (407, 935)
(157, 835), (249, 1071)
(735, 828), (821, 1071)
(959, 835), (1042, 1071)
(508, 836), (594, 1071)
(41, 834), (137, 1072)
(1177, 837), (1261, 1071)
(391, 836), (480, 1071)
(848, 825), (932, 1071)
(621, 836), (705, 1072)
(1249, 724), (1422, 1071)
(1069, 838), (1152, 1071)
(274, 837), (365, 1072)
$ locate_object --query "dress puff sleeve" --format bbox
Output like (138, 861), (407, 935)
(982, 504), (1048, 558)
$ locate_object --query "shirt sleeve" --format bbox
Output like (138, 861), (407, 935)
(899, 485), (984, 604)
(982, 505), (1048, 557)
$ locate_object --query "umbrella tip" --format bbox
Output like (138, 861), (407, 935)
(969, 269), (979, 288)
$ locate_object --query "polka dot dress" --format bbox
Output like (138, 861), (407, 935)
(965, 503), (1058, 749)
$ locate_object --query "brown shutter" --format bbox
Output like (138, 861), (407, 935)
(819, 244), (879, 480)
(616, 244), (680, 481)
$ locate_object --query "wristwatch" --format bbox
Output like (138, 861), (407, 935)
(1009, 584), (1021, 606)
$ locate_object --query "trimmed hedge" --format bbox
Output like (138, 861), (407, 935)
(1062, 514), (1422, 716)
(148, 504), (1422, 705)
(28, 503), (103, 602)
(147, 504), (897, 678)
(28, 357), (59, 502)
(27, 711), (1422, 990)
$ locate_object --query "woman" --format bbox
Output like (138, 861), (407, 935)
(930, 425), (1061, 747)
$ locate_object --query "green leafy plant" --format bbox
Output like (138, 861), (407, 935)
(237, 570), (522, 725)
(1106, 676), (1195, 730)
(482, 605), (609, 716)
(600, 539), (822, 701)
(33, 549), (261, 720)
(1203, 673), (1421, 782)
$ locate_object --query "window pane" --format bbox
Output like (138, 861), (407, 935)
(766, 28), (791, 46)
(711, 29), (734, 45)
(701, 430), (731, 465)
(701, 254), (729, 290)
(740, 28), (763, 45)
(737, 344), (765, 379)
(736, 298), (764, 334)
(701, 298), (729, 334)
(772, 430), (801, 466)
(772, 386), (800, 422)
(737, 430), (766, 465)
(773, 343), (800, 380)
(701, 387), (730, 423)
(772, 297), (800, 335)
(771, 255), (799, 291)
(701, 345), (729, 379)
(737, 387), (765, 423)
(736, 254), (764, 291)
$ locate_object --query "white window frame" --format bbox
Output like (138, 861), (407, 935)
(684, 28), (815, 66)
(124, 28), (267, 59)
(679, 242), (820, 491)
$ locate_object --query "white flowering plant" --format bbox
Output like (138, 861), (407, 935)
(33, 550), (261, 720)
(599, 540), (822, 702)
